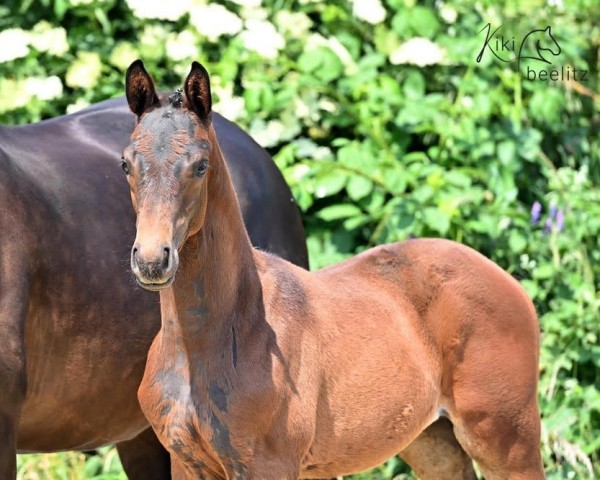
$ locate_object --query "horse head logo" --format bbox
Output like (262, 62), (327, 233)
(517, 26), (562, 70)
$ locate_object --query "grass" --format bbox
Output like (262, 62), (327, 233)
(17, 448), (126, 480)
(17, 448), (415, 479)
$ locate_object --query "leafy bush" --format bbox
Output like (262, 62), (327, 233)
(2, 0), (598, 478)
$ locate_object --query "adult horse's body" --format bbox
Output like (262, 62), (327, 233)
(0, 96), (308, 478)
(124, 61), (544, 480)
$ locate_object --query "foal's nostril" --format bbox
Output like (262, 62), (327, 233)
(162, 246), (171, 269)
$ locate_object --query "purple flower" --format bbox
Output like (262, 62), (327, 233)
(533, 200), (566, 234)
(531, 201), (542, 224)
(555, 209), (565, 232)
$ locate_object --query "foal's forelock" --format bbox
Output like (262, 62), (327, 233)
(168, 89), (184, 107)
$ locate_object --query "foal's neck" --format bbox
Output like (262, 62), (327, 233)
(159, 126), (261, 357)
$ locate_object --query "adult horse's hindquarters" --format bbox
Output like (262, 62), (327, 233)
(0, 94), (308, 479)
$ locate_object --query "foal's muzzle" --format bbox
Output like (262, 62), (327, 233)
(131, 243), (179, 291)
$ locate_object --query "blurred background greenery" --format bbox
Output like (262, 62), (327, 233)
(1, 0), (598, 478)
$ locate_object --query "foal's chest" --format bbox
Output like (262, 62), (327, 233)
(140, 362), (241, 478)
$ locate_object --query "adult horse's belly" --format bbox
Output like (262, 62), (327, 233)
(18, 314), (153, 451)
(15, 167), (161, 451)
(17, 312), (154, 451)
(17, 283), (158, 451)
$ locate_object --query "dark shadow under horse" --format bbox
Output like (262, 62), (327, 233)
(0, 97), (308, 479)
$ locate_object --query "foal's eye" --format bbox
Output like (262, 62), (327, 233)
(121, 159), (130, 175)
(194, 160), (209, 177)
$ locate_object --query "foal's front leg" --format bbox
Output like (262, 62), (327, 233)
(245, 456), (301, 480)
(171, 455), (234, 480)
(171, 456), (219, 480)
(238, 440), (303, 480)
(170, 456), (189, 480)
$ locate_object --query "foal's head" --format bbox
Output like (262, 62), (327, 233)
(122, 60), (214, 291)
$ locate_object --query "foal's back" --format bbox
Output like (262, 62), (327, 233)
(255, 238), (541, 478)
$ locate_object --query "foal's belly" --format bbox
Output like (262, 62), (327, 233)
(300, 402), (438, 479)
(299, 299), (441, 478)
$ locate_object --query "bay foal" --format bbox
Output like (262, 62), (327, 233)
(123, 60), (544, 479)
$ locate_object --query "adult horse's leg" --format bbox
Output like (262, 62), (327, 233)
(398, 418), (477, 480)
(0, 414), (18, 478)
(0, 265), (28, 478)
(116, 427), (171, 480)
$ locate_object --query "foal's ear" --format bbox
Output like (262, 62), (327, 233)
(184, 61), (212, 123)
(125, 59), (160, 118)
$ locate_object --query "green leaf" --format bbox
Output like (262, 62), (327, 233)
(316, 204), (362, 221)
(412, 184), (435, 203)
(521, 280), (539, 299)
(313, 171), (347, 198)
(373, 200), (416, 243)
(497, 140), (516, 166)
(518, 129), (543, 161)
(508, 230), (527, 252)
(381, 167), (407, 194)
(243, 88), (261, 114)
(94, 7), (112, 36)
(422, 207), (450, 235)
(346, 175), (373, 201)
(408, 6), (440, 37)
(54, 0), (68, 19)
(529, 88), (565, 128)
(298, 49), (321, 73)
(337, 142), (366, 169)
(391, 12), (410, 37)
(533, 263), (555, 280)
(343, 214), (371, 230)
(403, 71), (425, 100)
(444, 170), (472, 188)
(298, 47), (343, 83)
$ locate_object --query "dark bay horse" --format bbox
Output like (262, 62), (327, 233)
(0, 91), (308, 478)
(124, 60), (544, 480)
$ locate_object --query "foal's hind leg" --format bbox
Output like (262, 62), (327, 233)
(399, 418), (476, 480)
(446, 322), (544, 478)
(116, 427), (171, 480)
(450, 399), (544, 480)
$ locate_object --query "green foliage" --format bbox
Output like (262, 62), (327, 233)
(2, 0), (599, 478)
(16, 448), (125, 479)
